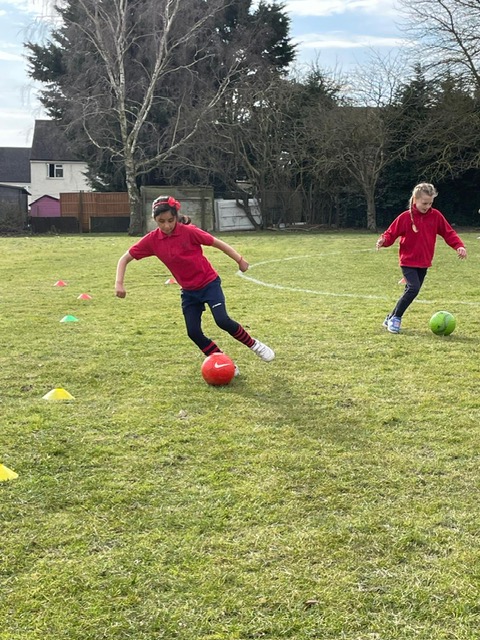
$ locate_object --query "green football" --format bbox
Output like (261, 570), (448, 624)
(429, 311), (456, 336)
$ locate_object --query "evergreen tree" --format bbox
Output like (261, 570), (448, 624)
(379, 65), (434, 224)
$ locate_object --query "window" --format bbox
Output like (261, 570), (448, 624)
(47, 163), (64, 178)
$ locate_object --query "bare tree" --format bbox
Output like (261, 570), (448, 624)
(228, 76), (300, 228)
(411, 74), (480, 179)
(81, 0), (247, 233)
(174, 71), (303, 230)
(398, 0), (480, 90)
(313, 53), (410, 230)
(27, 0), (250, 234)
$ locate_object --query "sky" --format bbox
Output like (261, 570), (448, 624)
(0, 0), (408, 148)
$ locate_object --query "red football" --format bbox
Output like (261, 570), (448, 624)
(201, 353), (235, 386)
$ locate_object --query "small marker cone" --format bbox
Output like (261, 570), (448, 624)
(165, 277), (177, 285)
(42, 387), (75, 401)
(77, 293), (92, 300)
(54, 280), (67, 287)
(0, 464), (18, 482)
(60, 315), (79, 323)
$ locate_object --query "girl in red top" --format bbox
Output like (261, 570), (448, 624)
(115, 196), (275, 370)
(376, 183), (467, 333)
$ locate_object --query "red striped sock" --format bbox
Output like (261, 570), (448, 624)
(202, 341), (222, 356)
(233, 325), (254, 348)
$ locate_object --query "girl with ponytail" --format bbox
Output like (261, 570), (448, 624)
(376, 183), (467, 334)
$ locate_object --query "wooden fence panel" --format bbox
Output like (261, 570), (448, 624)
(60, 192), (130, 231)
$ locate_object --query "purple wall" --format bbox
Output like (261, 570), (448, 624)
(30, 196), (60, 218)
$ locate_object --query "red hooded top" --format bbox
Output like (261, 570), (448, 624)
(381, 205), (464, 268)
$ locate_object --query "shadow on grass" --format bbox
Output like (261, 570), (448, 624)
(393, 330), (479, 343)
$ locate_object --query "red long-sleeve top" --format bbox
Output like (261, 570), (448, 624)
(381, 205), (464, 268)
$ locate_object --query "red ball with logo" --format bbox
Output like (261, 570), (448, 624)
(201, 353), (236, 386)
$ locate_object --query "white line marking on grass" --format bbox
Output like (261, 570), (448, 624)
(237, 250), (480, 307)
(239, 273), (389, 301)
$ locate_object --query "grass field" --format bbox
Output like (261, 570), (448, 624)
(1, 230), (480, 639)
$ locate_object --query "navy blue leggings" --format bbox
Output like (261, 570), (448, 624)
(391, 266), (428, 318)
(181, 277), (252, 354)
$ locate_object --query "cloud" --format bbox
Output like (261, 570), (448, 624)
(294, 32), (409, 50)
(0, 49), (23, 60)
(0, 0), (56, 15)
(0, 107), (33, 119)
(284, 0), (397, 17)
(0, 119), (34, 146)
(0, 40), (23, 63)
(0, 40), (22, 49)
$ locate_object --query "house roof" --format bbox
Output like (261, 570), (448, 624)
(0, 147), (31, 183)
(0, 183), (30, 195)
(30, 195), (60, 205)
(30, 119), (83, 162)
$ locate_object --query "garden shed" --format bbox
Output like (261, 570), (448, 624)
(0, 184), (29, 232)
(30, 195), (60, 217)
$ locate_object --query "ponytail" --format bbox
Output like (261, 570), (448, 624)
(408, 196), (418, 233)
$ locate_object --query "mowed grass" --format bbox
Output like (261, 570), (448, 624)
(1, 231), (480, 640)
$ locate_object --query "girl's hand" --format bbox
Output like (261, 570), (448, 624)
(238, 257), (249, 272)
(457, 247), (467, 259)
(376, 236), (385, 250)
(115, 283), (127, 298)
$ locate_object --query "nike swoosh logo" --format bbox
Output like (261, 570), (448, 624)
(214, 363), (231, 369)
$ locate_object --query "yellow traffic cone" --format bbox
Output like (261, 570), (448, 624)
(0, 464), (18, 481)
(42, 387), (75, 401)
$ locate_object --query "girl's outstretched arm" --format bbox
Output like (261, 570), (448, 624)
(115, 252), (134, 297)
(211, 238), (249, 272)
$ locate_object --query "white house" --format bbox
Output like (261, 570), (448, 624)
(29, 119), (91, 202)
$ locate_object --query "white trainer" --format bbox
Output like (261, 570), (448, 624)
(234, 364), (240, 377)
(251, 339), (275, 362)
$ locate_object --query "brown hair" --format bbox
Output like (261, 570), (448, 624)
(152, 196), (191, 224)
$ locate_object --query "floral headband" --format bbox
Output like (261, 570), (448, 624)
(152, 196), (181, 214)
